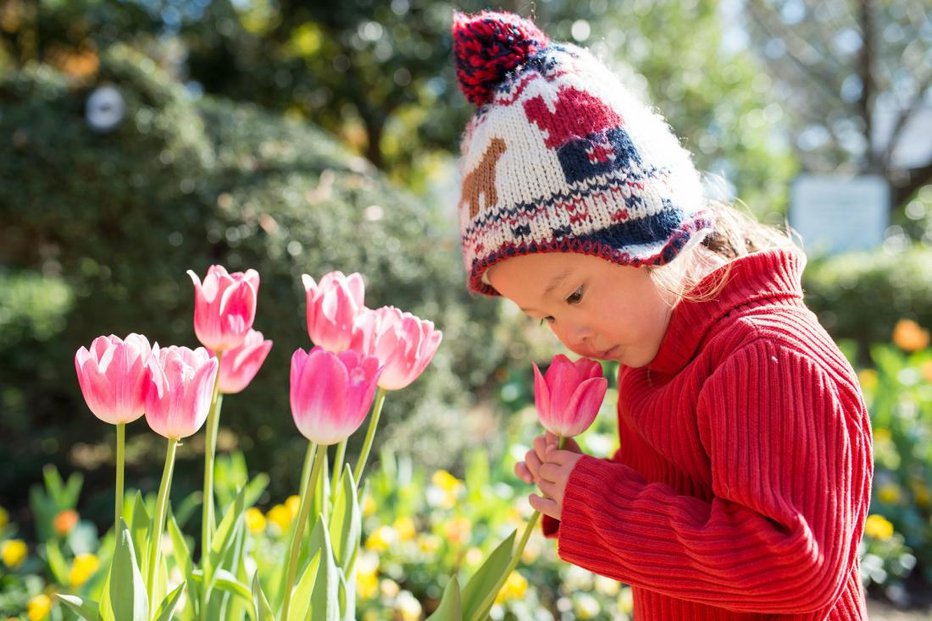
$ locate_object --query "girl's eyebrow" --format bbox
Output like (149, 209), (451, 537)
(519, 268), (573, 313)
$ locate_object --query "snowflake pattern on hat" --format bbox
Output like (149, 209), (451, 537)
(452, 11), (713, 296)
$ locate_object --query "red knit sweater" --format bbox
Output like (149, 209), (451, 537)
(544, 248), (873, 620)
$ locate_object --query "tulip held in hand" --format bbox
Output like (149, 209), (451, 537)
(533, 354), (607, 438)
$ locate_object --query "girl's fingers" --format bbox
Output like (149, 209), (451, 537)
(537, 461), (563, 485)
(528, 493), (561, 520)
(524, 449), (542, 480)
(536, 478), (561, 503)
(533, 434), (551, 457)
(514, 461), (533, 484)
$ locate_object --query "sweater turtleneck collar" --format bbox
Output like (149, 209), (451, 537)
(646, 247), (808, 377)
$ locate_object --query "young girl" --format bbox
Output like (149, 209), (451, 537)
(451, 11), (872, 620)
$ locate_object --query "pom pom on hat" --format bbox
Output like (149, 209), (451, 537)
(452, 11), (549, 106)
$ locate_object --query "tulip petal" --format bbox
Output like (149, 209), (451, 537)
(561, 377), (608, 437)
(533, 363), (552, 427)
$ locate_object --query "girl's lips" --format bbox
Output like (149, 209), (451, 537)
(597, 346), (620, 359)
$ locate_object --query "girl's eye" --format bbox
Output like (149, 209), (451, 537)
(566, 286), (584, 305)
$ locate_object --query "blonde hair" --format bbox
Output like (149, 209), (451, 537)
(649, 200), (798, 304)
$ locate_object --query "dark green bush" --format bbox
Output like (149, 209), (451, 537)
(0, 45), (504, 516)
(802, 245), (932, 359)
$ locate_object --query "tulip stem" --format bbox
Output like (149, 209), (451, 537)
(147, 437), (178, 610)
(474, 436), (567, 621)
(352, 388), (386, 490)
(201, 353), (223, 564)
(281, 442), (324, 621)
(330, 440), (347, 507)
(114, 422), (125, 532)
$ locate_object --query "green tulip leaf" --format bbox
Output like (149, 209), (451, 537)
(207, 485), (247, 587)
(252, 573), (275, 621)
(55, 593), (100, 621)
(461, 530), (516, 621)
(329, 465), (360, 574)
(44, 539), (70, 585)
(129, 492), (150, 569)
(425, 576), (462, 621)
(285, 550), (321, 621)
(107, 519), (149, 621)
(212, 568), (254, 605)
(152, 584), (184, 621)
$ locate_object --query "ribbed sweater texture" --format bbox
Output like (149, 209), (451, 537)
(543, 248), (873, 620)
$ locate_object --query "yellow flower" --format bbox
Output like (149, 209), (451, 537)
(878, 482), (903, 504)
(27, 594), (52, 621)
(245, 508), (267, 534)
(395, 590), (422, 621)
(285, 495), (301, 518)
(266, 504), (292, 535)
(393, 516), (417, 542)
(362, 495), (377, 518)
(574, 593), (601, 620)
(892, 319), (929, 352)
(0, 506), (8, 529)
(1, 539), (27, 568)
(495, 571), (528, 604)
(864, 514), (894, 541)
(442, 516), (471, 546)
(416, 533), (441, 555)
(69, 552), (100, 588)
(430, 470), (464, 509)
(356, 559), (379, 600)
(858, 369), (878, 392)
(365, 525), (396, 553)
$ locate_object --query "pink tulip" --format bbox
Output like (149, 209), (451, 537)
(533, 354), (608, 438)
(187, 265), (260, 352)
(350, 306), (443, 390)
(290, 346), (381, 445)
(215, 329), (273, 394)
(302, 271), (365, 352)
(74, 334), (152, 424)
(143, 345), (219, 440)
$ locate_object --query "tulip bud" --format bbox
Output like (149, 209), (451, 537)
(143, 345), (218, 440)
(188, 265), (260, 352)
(75, 334), (152, 425)
(290, 346), (381, 445)
(302, 271), (365, 352)
(533, 354), (607, 438)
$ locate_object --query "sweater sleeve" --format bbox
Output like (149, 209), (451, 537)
(554, 338), (870, 614)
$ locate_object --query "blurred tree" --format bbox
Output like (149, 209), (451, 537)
(1, 1), (795, 213)
(744, 0), (932, 216)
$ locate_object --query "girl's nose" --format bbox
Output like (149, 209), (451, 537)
(555, 320), (592, 349)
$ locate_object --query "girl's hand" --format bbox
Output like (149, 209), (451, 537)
(515, 431), (583, 521)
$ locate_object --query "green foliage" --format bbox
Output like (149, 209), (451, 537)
(0, 44), (504, 506)
(802, 246), (932, 356)
(858, 344), (932, 591)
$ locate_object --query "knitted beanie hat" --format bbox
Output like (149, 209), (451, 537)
(452, 11), (714, 296)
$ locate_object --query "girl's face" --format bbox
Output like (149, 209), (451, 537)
(487, 252), (675, 367)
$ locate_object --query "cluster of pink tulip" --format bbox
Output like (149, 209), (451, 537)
(71, 265), (442, 620)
